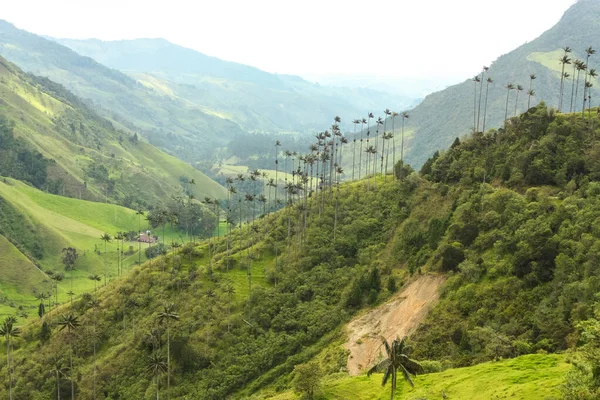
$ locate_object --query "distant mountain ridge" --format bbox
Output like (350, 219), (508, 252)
(396, 0), (600, 167)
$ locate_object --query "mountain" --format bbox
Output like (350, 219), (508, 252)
(0, 20), (245, 162)
(53, 37), (415, 135)
(0, 54), (225, 208)
(381, 0), (600, 168)
(3, 103), (600, 398)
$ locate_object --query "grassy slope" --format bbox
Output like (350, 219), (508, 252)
(265, 354), (568, 400)
(0, 178), (184, 317)
(0, 234), (50, 316)
(0, 55), (226, 205)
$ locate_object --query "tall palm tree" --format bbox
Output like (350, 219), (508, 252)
(482, 77), (493, 132)
(401, 112), (409, 163)
(574, 60), (586, 113)
(136, 210), (145, 264)
(50, 358), (67, 400)
(558, 48), (572, 111)
(115, 232), (124, 277)
(390, 112), (398, 172)
(367, 336), (423, 400)
(381, 109), (391, 176)
(504, 83), (515, 127)
(528, 74), (536, 110)
(365, 113), (373, 179)
(527, 90), (536, 109)
(157, 303), (179, 398)
(147, 352), (167, 400)
(352, 119), (360, 180)
(586, 80), (594, 115)
(89, 298), (100, 400)
(58, 314), (80, 400)
(473, 76), (481, 133)
(477, 66), (488, 131)
(359, 117), (367, 180)
(100, 233), (111, 286)
(583, 46), (596, 115)
(515, 84), (524, 116)
(1, 317), (21, 400)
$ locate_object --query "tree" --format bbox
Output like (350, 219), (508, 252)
(504, 83), (515, 127)
(115, 232), (124, 276)
(61, 247), (79, 271)
(359, 117), (367, 180)
(401, 112), (409, 163)
(574, 60), (586, 113)
(583, 46), (596, 115)
(157, 303), (179, 398)
(147, 352), (167, 400)
(1, 317), (21, 400)
(482, 77), (493, 132)
(293, 361), (322, 400)
(368, 336), (423, 400)
(515, 84), (524, 117)
(558, 49), (572, 111)
(88, 274), (101, 292)
(58, 314), (80, 400)
(473, 76), (481, 133)
(365, 113), (374, 179)
(100, 233), (111, 286)
(528, 74), (536, 110)
(89, 298), (100, 400)
(352, 119), (360, 180)
(477, 66), (488, 131)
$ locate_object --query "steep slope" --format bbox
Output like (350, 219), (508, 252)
(0, 55), (226, 207)
(53, 38), (414, 134)
(361, 0), (600, 168)
(4, 105), (599, 399)
(0, 20), (245, 162)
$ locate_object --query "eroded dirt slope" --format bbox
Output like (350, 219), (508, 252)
(344, 274), (446, 375)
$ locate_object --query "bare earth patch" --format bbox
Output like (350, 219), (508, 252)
(344, 274), (446, 376)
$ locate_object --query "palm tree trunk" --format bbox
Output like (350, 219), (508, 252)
(359, 122), (365, 180)
(583, 57), (590, 116)
(575, 69), (582, 112)
(473, 79), (478, 133)
(352, 125), (357, 181)
(69, 335), (75, 400)
(504, 88), (510, 127)
(401, 118), (405, 163)
(104, 241), (107, 286)
(93, 309), (97, 400)
(559, 62), (566, 111)
(166, 325), (170, 399)
(7, 337), (12, 400)
(514, 90), (520, 117)
(570, 63), (577, 112)
(483, 81), (490, 132)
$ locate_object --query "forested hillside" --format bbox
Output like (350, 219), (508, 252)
(3, 104), (600, 399)
(0, 55), (225, 208)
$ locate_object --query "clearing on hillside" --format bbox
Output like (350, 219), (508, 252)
(345, 274), (445, 375)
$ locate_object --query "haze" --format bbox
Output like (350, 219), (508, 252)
(2, 0), (576, 86)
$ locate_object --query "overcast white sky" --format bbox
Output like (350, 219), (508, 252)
(1, 0), (577, 81)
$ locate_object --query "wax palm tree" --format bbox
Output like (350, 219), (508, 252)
(158, 303), (179, 398)
(365, 113), (373, 178)
(100, 233), (111, 286)
(58, 314), (80, 400)
(558, 49), (572, 111)
(390, 112), (398, 172)
(359, 117), (367, 180)
(88, 274), (101, 292)
(381, 109), (391, 175)
(50, 358), (67, 400)
(504, 83), (515, 126)
(477, 66), (488, 131)
(89, 298), (100, 400)
(147, 352), (167, 400)
(528, 74), (536, 109)
(482, 77), (493, 132)
(1, 317), (21, 400)
(367, 336), (423, 400)
(115, 232), (124, 276)
(527, 90), (536, 107)
(473, 76), (481, 133)
(401, 112), (409, 162)
(352, 119), (360, 180)
(574, 60), (586, 113)
(586, 80), (594, 115)
(515, 84), (524, 116)
(36, 292), (46, 318)
(583, 46), (596, 115)
(67, 290), (75, 305)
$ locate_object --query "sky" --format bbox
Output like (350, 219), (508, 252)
(1, 0), (577, 84)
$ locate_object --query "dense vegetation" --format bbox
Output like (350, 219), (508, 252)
(2, 103), (599, 398)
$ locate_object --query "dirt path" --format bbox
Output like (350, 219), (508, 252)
(344, 274), (446, 376)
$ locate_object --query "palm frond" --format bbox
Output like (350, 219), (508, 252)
(367, 358), (391, 376)
(399, 364), (415, 387)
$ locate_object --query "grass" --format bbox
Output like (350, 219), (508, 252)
(0, 178), (185, 318)
(266, 354), (569, 400)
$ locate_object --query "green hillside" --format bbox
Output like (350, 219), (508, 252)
(353, 0), (600, 168)
(264, 354), (569, 399)
(0, 20), (245, 162)
(0, 177), (189, 317)
(0, 55), (226, 208)
(3, 105), (600, 398)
